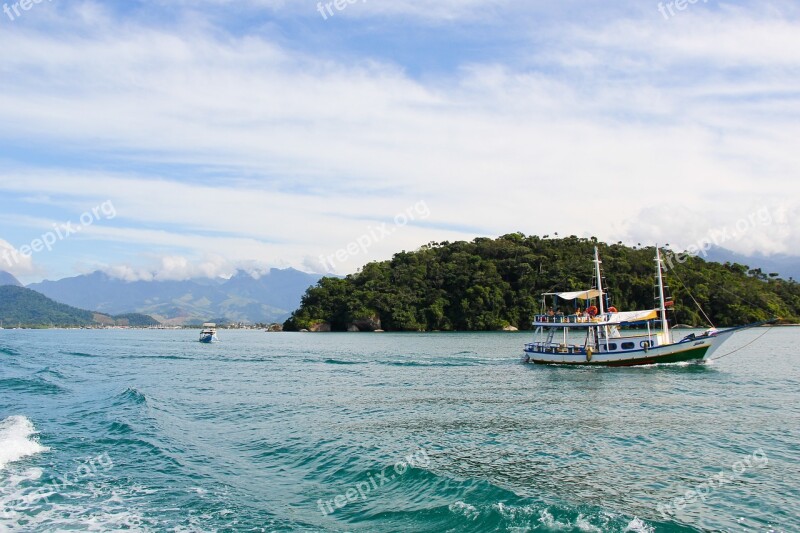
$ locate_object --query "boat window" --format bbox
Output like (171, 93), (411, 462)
(606, 343), (617, 351)
(621, 342), (635, 350)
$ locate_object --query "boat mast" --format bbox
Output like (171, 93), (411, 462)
(594, 247), (609, 350)
(594, 247), (605, 315)
(655, 246), (671, 342)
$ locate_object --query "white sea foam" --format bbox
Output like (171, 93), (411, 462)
(0, 418), (50, 529)
(537, 508), (572, 530)
(624, 517), (655, 532)
(0, 416), (49, 470)
(0, 467), (46, 514)
(449, 500), (479, 520)
(4, 502), (148, 532)
(574, 514), (603, 532)
(1, 473), (149, 532)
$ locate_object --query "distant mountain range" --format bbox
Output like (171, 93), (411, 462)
(0, 285), (159, 328)
(23, 268), (325, 325)
(703, 246), (800, 281)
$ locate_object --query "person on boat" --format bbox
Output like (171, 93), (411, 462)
(547, 307), (555, 317)
(576, 308), (584, 322)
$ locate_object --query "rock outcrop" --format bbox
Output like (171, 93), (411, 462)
(349, 314), (382, 332)
(309, 321), (331, 332)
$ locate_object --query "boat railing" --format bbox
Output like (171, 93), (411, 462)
(533, 314), (602, 324)
(524, 341), (586, 354)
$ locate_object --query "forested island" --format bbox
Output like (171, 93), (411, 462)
(284, 234), (800, 332)
(0, 285), (160, 328)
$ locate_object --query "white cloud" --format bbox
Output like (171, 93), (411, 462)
(101, 254), (236, 281)
(168, 0), (510, 21)
(0, 1), (798, 280)
(0, 239), (37, 276)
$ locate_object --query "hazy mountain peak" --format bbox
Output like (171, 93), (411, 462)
(704, 246), (800, 280)
(0, 271), (22, 287)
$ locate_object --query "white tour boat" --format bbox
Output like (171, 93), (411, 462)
(523, 247), (773, 367)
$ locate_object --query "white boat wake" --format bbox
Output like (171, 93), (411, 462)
(0, 416), (49, 471)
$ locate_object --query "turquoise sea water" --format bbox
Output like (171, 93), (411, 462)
(0, 328), (798, 532)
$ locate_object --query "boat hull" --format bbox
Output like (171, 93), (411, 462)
(199, 334), (217, 343)
(524, 341), (711, 367)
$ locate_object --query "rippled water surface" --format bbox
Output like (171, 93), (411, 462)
(1, 328), (798, 532)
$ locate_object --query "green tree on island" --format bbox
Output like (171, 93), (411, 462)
(285, 235), (800, 332)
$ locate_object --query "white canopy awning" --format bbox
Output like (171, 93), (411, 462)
(544, 289), (602, 301)
(606, 310), (658, 323)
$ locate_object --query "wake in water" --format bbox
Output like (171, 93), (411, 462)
(0, 416), (51, 525)
(0, 416), (49, 471)
(0, 416), (147, 530)
(446, 502), (657, 532)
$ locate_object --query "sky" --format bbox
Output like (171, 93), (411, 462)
(0, 0), (798, 283)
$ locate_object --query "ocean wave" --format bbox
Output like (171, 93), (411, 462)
(0, 377), (66, 395)
(107, 421), (135, 435)
(327, 466), (660, 533)
(381, 360), (479, 367)
(62, 351), (98, 358)
(33, 367), (67, 379)
(118, 387), (148, 405)
(127, 354), (192, 361)
(0, 416), (49, 470)
(0, 346), (20, 356)
(324, 359), (366, 365)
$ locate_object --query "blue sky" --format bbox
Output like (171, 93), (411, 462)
(1, 0), (798, 283)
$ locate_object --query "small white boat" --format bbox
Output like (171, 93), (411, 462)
(199, 323), (218, 343)
(523, 247), (773, 367)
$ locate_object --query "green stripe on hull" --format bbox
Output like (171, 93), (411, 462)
(531, 345), (710, 367)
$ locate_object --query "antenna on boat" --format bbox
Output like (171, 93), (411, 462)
(655, 246), (671, 343)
